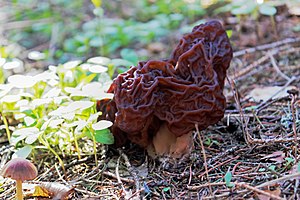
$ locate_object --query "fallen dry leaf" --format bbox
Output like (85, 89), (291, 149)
(247, 86), (296, 102)
(32, 182), (74, 200)
(256, 187), (281, 200)
(261, 151), (286, 163)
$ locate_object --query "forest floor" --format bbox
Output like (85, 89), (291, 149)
(1, 4), (300, 200)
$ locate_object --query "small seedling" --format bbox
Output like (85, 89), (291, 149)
(224, 170), (235, 188)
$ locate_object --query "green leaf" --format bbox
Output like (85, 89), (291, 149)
(92, 120), (113, 130)
(24, 116), (36, 127)
(84, 130), (93, 139)
(87, 56), (111, 65)
(93, 7), (103, 16)
(13, 145), (33, 158)
(120, 48), (139, 65)
(25, 133), (40, 144)
(162, 187), (170, 192)
(269, 165), (276, 171)
(226, 30), (233, 38)
(8, 74), (37, 88)
(111, 58), (134, 68)
(89, 36), (103, 47)
(94, 129), (114, 144)
(231, 3), (256, 15)
(285, 157), (294, 166)
(293, 25), (300, 32)
(259, 4), (276, 16)
(204, 138), (211, 146)
(83, 73), (98, 83)
(224, 171), (234, 188)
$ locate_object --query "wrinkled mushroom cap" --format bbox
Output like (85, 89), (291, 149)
(1, 157), (37, 181)
(98, 20), (233, 149)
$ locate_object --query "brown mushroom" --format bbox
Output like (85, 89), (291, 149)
(1, 157), (38, 200)
(97, 20), (233, 158)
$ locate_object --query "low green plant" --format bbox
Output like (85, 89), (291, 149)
(224, 170), (235, 188)
(215, 0), (277, 17)
(215, 0), (278, 38)
(3, 0), (206, 63)
(0, 56), (131, 169)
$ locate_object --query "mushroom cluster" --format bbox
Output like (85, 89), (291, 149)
(97, 20), (233, 157)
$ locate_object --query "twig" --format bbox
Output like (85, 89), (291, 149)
(102, 171), (135, 184)
(249, 137), (300, 144)
(195, 125), (212, 196)
(2, 18), (53, 30)
(115, 156), (127, 198)
(268, 51), (291, 81)
(188, 166), (192, 185)
(236, 182), (283, 200)
(227, 76), (251, 144)
(256, 76), (297, 113)
(54, 163), (68, 185)
(189, 181), (283, 199)
(118, 149), (141, 199)
(198, 156), (240, 178)
(233, 37), (300, 57)
(187, 181), (227, 190)
(290, 92), (298, 144)
(207, 145), (241, 165)
(128, 188), (145, 200)
(230, 54), (269, 80)
(203, 189), (249, 199)
(74, 188), (119, 199)
(256, 172), (300, 188)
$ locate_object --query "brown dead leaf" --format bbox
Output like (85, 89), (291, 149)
(32, 182), (74, 200)
(247, 86), (296, 102)
(256, 187), (281, 200)
(261, 151), (286, 163)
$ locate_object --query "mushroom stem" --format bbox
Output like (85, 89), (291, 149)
(149, 123), (193, 158)
(15, 180), (23, 200)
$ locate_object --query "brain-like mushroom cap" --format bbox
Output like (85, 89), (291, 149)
(1, 157), (38, 181)
(98, 20), (233, 148)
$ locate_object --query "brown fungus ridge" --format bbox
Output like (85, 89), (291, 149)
(97, 20), (233, 156)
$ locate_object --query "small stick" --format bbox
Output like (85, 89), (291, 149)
(236, 182), (283, 200)
(3, 18), (53, 30)
(256, 172), (300, 188)
(203, 189), (249, 199)
(268, 51), (291, 81)
(195, 124), (212, 195)
(230, 54), (269, 80)
(189, 181), (283, 199)
(249, 137), (300, 144)
(188, 166), (192, 185)
(233, 37), (300, 57)
(74, 188), (119, 199)
(102, 171), (135, 184)
(118, 149), (140, 199)
(115, 156), (127, 197)
(207, 145), (241, 165)
(54, 163), (68, 185)
(290, 93), (298, 143)
(227, 76), (251, 143)
(198, 156), (240, 178)
(256, 76), (297, 114)
(187, 181), (227, 190)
